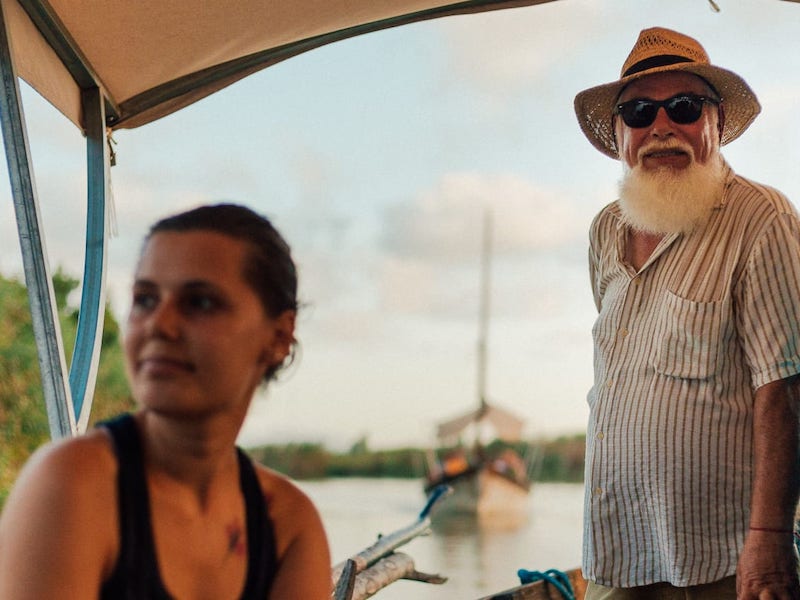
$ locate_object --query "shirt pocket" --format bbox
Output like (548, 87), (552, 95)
(653, 291), (730, 380)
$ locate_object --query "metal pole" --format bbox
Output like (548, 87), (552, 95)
(69, 86), (108, 432)
(477, 209), (492, 410)
(0, 0), (75, 438)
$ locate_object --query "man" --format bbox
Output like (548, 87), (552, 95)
(574, 27), (800, 600)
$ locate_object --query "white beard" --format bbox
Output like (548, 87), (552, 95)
(618, 146), (726, 235)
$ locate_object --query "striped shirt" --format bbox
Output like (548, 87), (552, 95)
(584, 164), (800, 587)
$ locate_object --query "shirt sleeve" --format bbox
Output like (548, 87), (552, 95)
(589, 208), (608, 314)
(736, 209), (800, 388)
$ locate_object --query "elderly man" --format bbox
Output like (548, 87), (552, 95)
(574, 27), (800, 600)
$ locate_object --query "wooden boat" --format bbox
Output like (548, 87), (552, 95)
(423, 213), (533, 519)
(423, 401), (532, 519)
(476, 567), (587, 600)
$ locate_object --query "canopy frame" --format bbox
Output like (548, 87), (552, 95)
(0, 0), (108, 437)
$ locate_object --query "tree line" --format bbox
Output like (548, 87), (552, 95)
(247, 435), (586, 482)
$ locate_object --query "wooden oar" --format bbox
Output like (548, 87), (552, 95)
(331, 484), (451, 600)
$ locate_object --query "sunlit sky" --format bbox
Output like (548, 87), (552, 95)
(1, 0), (799, 449)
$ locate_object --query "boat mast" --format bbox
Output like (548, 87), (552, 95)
(477, 209), (492, 413)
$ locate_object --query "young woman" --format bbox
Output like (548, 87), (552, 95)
(0, 204), (331, 599)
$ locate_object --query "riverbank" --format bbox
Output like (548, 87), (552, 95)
(247, 434), (585, 482)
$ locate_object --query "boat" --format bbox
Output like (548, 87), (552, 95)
(423, 213), (533, 519)
(475, 568), (587, 600)
(424, 400), (532, 519)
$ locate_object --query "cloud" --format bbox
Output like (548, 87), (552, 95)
(438, 3), (601, 97)
(374, 172), (591, 320)
(382, 172), (583, 262)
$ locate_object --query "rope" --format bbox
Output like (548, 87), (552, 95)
(517, 568), (576, 600)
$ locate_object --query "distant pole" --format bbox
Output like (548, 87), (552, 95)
(477, 209), (492, 412)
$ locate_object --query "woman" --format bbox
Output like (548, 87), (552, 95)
(0, 204), (332, 599)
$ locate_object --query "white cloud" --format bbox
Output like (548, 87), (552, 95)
(383, 172), (583, 261)
(438, 3), (601, 96)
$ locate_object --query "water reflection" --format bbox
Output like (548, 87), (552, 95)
(429, 508), (532, 593)
(432, 509), (529, 536)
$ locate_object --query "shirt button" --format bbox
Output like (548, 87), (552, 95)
(606, 380), (613, 389)
(633, 277), (641, 286)
(594, 487), (603, 496)
(596, 432), (604, 440)
(620, 327), (629, 338)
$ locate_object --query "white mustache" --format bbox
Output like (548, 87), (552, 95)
(637, 139), (694, 162)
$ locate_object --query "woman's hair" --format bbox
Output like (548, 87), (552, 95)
(146, 203), (298, 380)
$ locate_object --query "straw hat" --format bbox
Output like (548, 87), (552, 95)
(574, 27), (761, 159)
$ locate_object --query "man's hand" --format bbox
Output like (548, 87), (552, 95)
(737, 528), (799, 599)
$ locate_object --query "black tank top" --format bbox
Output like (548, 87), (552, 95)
(99, 414), (277, 599)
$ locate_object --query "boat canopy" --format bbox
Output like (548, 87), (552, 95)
(5, 0), (554, 134)
(437, 403), (524, 444)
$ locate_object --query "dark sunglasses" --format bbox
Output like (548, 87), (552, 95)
(614, 93), (721, 128)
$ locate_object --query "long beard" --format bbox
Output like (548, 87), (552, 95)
(618, 146), (726, 235)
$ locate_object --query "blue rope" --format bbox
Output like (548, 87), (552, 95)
(517, 568), (576, 600)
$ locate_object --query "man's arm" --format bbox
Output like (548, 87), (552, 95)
(737, 376), (800, 600)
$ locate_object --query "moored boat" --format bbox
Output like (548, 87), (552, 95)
(423, 401), (532, 519)
(423, 212), (533, 520)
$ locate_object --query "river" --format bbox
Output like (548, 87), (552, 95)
(299, 478), (584, 599)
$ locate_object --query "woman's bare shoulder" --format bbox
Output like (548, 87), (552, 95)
(0, 428), (118, 541)
(252, 462), (318, 518)
(0, 428), (119, 598)
(15, 428), (116, 494)
(250, 462), (328, 550)
(250, 462), (332, 600)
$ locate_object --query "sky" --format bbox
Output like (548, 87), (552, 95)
(1, 0), (799, 450)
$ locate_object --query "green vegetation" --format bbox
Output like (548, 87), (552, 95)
(0, 270), (135, 509)
(533, 434), (586, 483)
(247, 434), (585, 482)
(248, 437), (429, 480)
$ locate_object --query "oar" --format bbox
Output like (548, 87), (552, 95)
(331, 484), (451, 599)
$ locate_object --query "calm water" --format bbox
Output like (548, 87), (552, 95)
(299, 478), (584, 599)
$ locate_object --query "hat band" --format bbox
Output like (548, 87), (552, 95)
(622, 55), (695, 77)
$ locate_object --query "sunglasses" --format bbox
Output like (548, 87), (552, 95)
(614, 93), (721, 128)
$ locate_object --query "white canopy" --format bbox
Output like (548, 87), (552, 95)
(4, 0), (555, 133)
(437, 403), (525, 444)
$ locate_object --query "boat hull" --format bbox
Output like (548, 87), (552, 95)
(425, 464), (530, 519)
(475, 567), (586, 600)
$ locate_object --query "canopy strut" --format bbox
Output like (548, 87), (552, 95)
(69, 86), (108, 432)
(0, 0), (108, 438)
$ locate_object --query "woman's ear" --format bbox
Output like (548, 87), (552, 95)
(264, 310), (296, 367)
